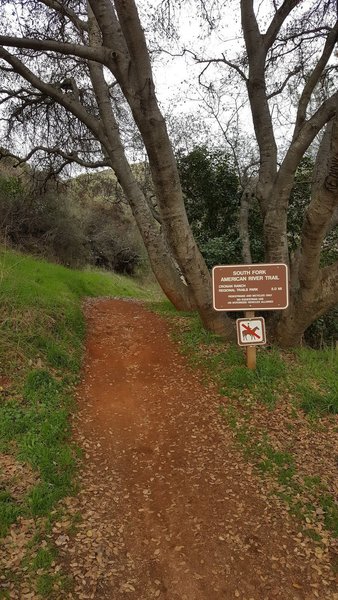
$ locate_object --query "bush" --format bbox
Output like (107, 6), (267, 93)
(85, 201), (143, 274)
(0, 169), (145, 275)
(0, 175), (89, 267)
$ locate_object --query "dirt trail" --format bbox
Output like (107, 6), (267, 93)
(59, 299), (336, 599)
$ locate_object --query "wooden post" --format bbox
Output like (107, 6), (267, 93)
(245, 311), (256, 370)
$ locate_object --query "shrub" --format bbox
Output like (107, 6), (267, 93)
(0, 170), (145, 275)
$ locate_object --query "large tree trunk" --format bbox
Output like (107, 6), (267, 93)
(274, 111), (338, 346)
(86, 6), (195, 312)
(239, 178), (257, 262)
(89, 0), (235, 337)
(107, 157), (196, 311)
(275, 274), (338, 347)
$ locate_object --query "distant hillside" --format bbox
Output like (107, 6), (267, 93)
(0, 149), (31, 180)
(68, 162), (152, 212)
(0, 157), (148, 275)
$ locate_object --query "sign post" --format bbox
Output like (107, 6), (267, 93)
(212, 263), (288, 370)
(245, 311), (256, 370)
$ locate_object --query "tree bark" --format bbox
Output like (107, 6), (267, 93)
(87, 5), (196, 311)
(275, 106), (338, 346)
(89, 0), (234, 336)
(239, 179), (255, 263)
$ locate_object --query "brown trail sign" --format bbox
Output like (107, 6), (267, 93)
(212, 263), (288, 311)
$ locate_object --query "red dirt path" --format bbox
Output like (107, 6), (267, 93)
(62, 298), (336, 599)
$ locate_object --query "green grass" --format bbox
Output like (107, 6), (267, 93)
(0, 246), (154, 594)
(32, 547), (56, 570)
(36, 574), (56, 597)
(0, 492), (21, 537)
(153, 306), (338, 541)
(0, 247), (153, 377)
(295, 348), (338, 415)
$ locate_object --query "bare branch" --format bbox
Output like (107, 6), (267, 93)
(0, 146), (109, 169)
(267, 65), (302, 99)
(160, 47), (247, 81)
(294, 20), (338, 136)
(263, 0), (303, 50)
(0, 46), (106, 146)
(40, 0), (88, 33)
(277, 91), (338, 195)
(204, 54), (247, 81)
(0, 35), (108, 64)
(276, 26), (331, 44)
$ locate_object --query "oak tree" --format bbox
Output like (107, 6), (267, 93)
(0, 0), (337, 345)
(153, 0), (338, 344)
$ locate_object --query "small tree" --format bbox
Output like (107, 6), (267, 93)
(177, 146), (242, 267)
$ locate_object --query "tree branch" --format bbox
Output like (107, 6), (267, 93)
(298, 102), (338, 291)
(0, 146), (109, 169)
(88, 0), (121, 49)
(40, 0), (88, 33)
(293, 20), (338, 137)
(0, 46), (107, 148)
(87, 5), (163, 226)
(277, 91), (338, 195)
(197, 54), (247, 81)
(241, 0), (277, 187)
(241, 0), (262, 54)
(276, 26), (331, 43)
(114, 0), (153, 90)
(263, 0), (302, 50)
(267, 65), (302, 99)
(160, 48), (247, 82)
(0, 35), (108, 64)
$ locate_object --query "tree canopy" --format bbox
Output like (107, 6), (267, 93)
(0, 0), (337, 346)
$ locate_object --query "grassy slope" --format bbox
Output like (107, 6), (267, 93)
(0, 248), (154, 596)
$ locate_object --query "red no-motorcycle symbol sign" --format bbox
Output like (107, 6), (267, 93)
(236, 318), (266, 346)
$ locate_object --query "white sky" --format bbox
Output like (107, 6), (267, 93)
(148, 4), (255, 157)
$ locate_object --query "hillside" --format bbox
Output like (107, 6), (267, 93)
(0, 159), (148, 275)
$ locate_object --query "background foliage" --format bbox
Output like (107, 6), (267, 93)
(0, 160), (146, 276)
